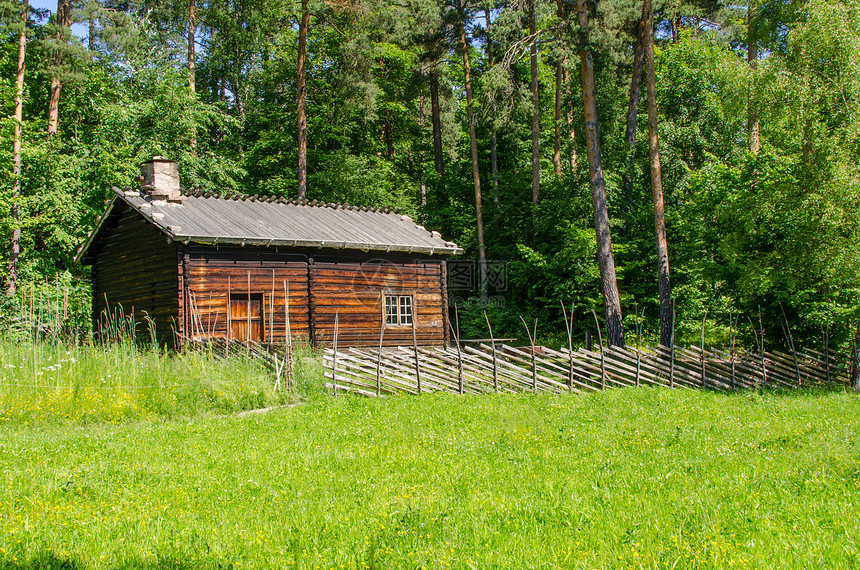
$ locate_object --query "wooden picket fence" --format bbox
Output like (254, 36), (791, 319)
(323, 342), (849, 397)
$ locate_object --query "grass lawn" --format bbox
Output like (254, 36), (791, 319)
(1, 386), (859, 569)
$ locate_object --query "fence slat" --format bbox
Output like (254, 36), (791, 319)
(320, 341), (847, 399)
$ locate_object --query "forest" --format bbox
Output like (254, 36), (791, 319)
(1, 0), (859, 352)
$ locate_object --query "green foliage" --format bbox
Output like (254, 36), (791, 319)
(309, 151), (417, 213)
(0, 0), (858, 350)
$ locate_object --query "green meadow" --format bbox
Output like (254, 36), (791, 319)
(1, 370), (859, 569)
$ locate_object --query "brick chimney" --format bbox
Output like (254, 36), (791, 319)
(139, 157), (184, 202)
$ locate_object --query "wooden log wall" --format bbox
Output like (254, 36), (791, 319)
(310, 259), (446, 347)
(88, 212), (450, 349)
(323, 343), (850, 397)
(91, 206), (178, 345)
(183, 247), (310, 343)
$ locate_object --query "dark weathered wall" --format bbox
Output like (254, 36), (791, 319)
(309, 256), (447, 347)
(182, 247), (310, 342)
(91, 205), (178, 345)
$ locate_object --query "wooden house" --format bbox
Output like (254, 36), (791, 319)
(76, 157), (461, 347)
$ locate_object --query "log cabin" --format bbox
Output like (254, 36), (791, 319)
(76, 157), (462, 348)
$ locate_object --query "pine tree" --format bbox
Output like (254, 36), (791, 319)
(622, 15), (644, 214)
(747, 0), (759, 154)
(576, 0), (624, 347)
(455, 0), (488, 300)
(643, 0), (672, 347)
(188, 0), (197, 153)
(529, 0), (539, 212)
(297, 0), (309, 200)
(47, 0), (71, 136)
(7, 0), (28, 295)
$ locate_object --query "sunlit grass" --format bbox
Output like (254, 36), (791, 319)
(0, 337), (304, 425)
(1, 385), (858, 568)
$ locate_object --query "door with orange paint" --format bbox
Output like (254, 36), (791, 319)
(230, 294), (263, 342)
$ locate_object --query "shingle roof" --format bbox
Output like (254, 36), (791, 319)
(77, 187), (462, 262)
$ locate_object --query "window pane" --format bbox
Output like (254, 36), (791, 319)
(385, 295), (398, 325)
(399, 296), (412, 325)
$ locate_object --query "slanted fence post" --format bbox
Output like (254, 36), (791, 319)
(780, 302), (802, 387)
(591, 309), (606, 391)
(484, 310), (498, 393)
(758, 306), (768, 387)
(561, 301), (574, 393)
(823, 325), (830, 385)
(455, 303), (463, 395)
(284, 280), (293, 389)
(377, 302), (384, 397)
(635, 304), (644, 387)
(669, 298), (675, 389)
(700, 310), (707, 389)
(270, 270), (275, 345)
(412, 316), (421, 394)
(332, 309), (339, 397)
(520, 316), (538, 393)
(851, 319), (860, 392)
(246, 271), (251, 355)
(730, 311), (737, 390)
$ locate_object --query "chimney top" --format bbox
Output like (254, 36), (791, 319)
(139, 157), (184, 203)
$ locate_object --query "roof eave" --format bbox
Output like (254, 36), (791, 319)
(75, 189), (180, 264)
(74, 194), (119, 264)
(178, 235), (462, 256)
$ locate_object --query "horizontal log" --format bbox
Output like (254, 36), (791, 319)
(312, 264), (441, 275)
(186, 268), (308, 278)
(188, 257), (308, 267)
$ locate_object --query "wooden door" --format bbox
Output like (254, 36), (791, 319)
(230, 294), (263, 342)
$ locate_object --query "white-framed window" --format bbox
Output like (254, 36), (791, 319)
(385, 294), (413, 326)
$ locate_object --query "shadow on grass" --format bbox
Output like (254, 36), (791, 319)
(0, 553), (234, 570)
(1, 554), (82, 570)
(725, 384), (855, 400)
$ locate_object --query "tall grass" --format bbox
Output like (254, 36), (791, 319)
(0, 277), (320, 425)
(0, 336), (303, 425)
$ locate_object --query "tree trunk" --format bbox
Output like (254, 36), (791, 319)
(553, 0), (568, 179)
(576, 0), (624, 347)
(529, 0), (540, 209)
(747, 0), (760, 154)
(671, 12), (681, 43)
(643, 0), (672, 348)
(622, 19), (645, 215)
(484, 8), (499, 208)
(297, 0), (310, 200)
(490, 127), (498, 208)
(7, 0), (27, 296)
(383, 109), (394, 159)
(430, 61), (444, 181)
(418, 92), (427, 214)
(564, 63), (577, 173)
(457, 2), (488, 301)
(88, 9), (95, 51)
(47, 0), (70, 136)
(801, 55), (814, 164)
(188, 0), (197, 154)
(553, 59), (563, 179)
